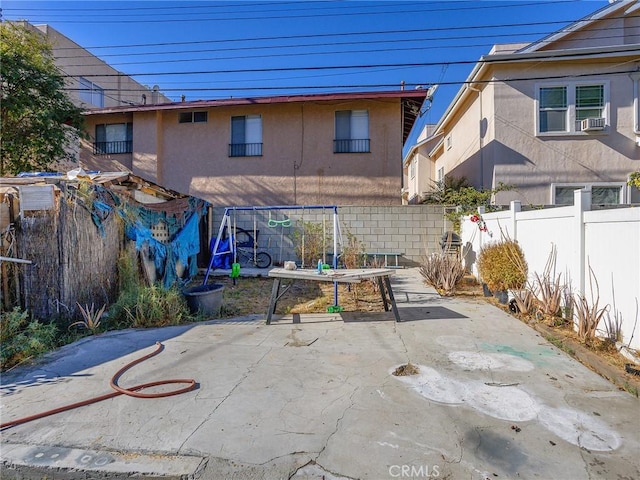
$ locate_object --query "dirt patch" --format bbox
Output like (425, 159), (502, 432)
(393, 363), (420, 376)
(204, 275), (385, 317)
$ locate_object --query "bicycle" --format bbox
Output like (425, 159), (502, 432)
(233, 228), (272, 269)
(235, 246), (272, 269)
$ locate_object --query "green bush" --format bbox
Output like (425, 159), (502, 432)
(108, 251), (195, 329)
(1, 307), (58, 370)
(477, 239), (527, 292)
(109, 284), (193, 329)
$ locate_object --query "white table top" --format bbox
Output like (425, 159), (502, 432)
(268, 267), (395, 283)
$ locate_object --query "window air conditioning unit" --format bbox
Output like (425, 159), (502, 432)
(580, 117), (605, 132)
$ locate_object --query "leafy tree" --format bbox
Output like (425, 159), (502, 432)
(0, 22), (84, 175)
(629, 171), (640, 189)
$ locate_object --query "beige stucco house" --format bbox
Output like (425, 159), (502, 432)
(20, 22), (170, 109)
(405, 0), (640, 206)
(79, 90), (427, 206)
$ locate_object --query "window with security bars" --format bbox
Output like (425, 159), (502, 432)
(229, 115), (262, 157)
(334, 110), (370, 153)
(94, 123), (132, 155)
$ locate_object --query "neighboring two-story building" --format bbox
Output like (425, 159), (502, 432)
(79, 90), (428, 206)
(404, 0), (640, 206)
(20, 22), (170, 109)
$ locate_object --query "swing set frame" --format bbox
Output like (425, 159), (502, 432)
(204, 205), (341, 285)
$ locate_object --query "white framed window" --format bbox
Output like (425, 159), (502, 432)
(551, 183), (626, 206)
(230, 115), (262, 157)
(334, 110), (370, 153)
(409, 160), (416, 179)
(179, 111), (208, 123)
(446, 135), (452, 150)
(78, 77), (104, 107)
(536, 81), (608, 135)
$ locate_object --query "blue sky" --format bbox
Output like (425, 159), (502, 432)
(3, 0), (611, 145)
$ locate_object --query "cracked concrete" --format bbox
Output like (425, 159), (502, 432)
(1, 268), (639, 479)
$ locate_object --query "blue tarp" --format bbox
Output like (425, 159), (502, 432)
(85, 185), (207, 288)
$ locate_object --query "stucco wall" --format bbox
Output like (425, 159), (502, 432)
(82, 98), (406, 206)
(433, 56), (640, 206)
(490, 61), (639, 204)
(80, 113), (134, 172)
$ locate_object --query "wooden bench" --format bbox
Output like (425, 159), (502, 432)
(364, 252), (403, 268)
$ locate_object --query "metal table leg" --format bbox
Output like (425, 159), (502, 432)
(377, 276), (389, 312)
(266, 278), (281, 325)
(383, 275), (401, 322)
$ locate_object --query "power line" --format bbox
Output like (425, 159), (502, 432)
(5, 0), (576, 14)
(4, 1), (579, 22)
(62, 69), (638, 95)
(57, 29), (632, 69)
(61, 47), (640, 79)
(36, 15), (610, 52)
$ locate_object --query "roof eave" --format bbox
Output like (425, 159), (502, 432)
(517, 0), (636, 53)
(82, 90), (429, 116)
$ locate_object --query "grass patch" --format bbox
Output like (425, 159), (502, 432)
(1, 308), (59, 371)
(542, 333), (575, 356)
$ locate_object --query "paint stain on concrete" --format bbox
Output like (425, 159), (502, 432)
(538, 406), (621, 451)
(448, 351), (535, 372)
(480, 343), (557, 366)
(391, 363), (620, 451)
(390, 365), (538, 422)
(466, 382), (540, 422)
(391, 365), (466, 405)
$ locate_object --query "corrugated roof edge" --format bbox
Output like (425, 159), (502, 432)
(82, 90), (429, 115)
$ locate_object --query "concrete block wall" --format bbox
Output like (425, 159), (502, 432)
(209, 205), (448, 267)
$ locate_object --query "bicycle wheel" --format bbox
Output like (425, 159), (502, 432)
(254, 251), (272, 269)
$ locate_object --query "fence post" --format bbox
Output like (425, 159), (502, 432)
(510, 200), (521, 241)
(477, 205), (486, 249)
(574, 188), (591, 296)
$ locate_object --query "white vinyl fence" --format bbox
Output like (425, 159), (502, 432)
(460, 189), (640, 350)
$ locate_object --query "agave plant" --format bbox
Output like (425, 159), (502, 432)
(69, 302), (106, 334)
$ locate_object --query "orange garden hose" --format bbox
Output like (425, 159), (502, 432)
(1, 342), (197, 430)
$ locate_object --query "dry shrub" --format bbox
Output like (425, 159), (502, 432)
(575, 265), (609, 342)
(534, 244), (563, 318)
(477, 239), (527, 292)
(292, 220), (329, 267)
(341, 230), (366, 268)
(420, 253), (465, 296)
(511, 289), (538, 315)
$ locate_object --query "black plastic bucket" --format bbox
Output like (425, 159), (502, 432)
(183, 283), (225, 316)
